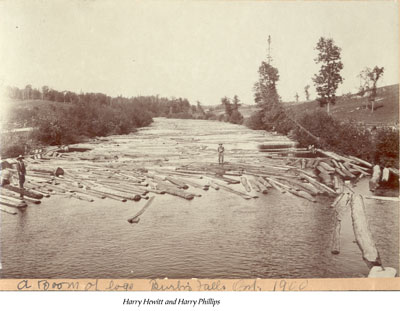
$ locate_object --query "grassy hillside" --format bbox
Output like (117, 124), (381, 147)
(289, 84), (399, 126)
(228, 84), (399, 127)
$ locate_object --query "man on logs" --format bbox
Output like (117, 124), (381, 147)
(16, 155), (26, 198)
(218, 143), (225, 165)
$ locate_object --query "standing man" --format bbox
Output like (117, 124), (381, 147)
(218, 143), (225, 165)
(16, 155), (26, 198)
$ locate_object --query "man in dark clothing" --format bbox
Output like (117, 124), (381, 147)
(16, 155), (26, 198)
(218, 143), (225, 165)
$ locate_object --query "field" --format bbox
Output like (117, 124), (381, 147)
(225, 84), (399, 126)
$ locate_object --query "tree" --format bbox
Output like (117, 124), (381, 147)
(295, 93), (299, 102)
(222, 97), (233, 119)
(304, 85), (310, 101)
(253, 61), (280, 111)
(24, 84), (32, 100)
(366, 66), (384, 112)
(312, 37), (343, 113)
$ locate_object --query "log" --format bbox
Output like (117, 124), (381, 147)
(96, 184), (141, 201)
(348, 155), (373, 168)
(165, 176), (189, 189)
(248, 179), (261, 192)
(317, 165), (332, 175)
(208, 181), (220, 190)
(265, 178), (286, 193)
(364, 195), (400, 202)
(288, 188), (317, 202)
(319, 172), (333, 187)
(351, 194), (382, 268)
(299, 173), (337, 195)
(343, 162), (359, 174)
(156, 185), (194, 200)
(128, 196), (155, 223)
(85, 189), (127, 202)
(0, 206), (18, 215)
(0, 198), (27, 208)
(240, 177), (251, 192)
(214, 182), (253, 199)
(179, 178), (209, 190)
(349, 163), (371, 175)
(257, 177), (272, 189)
(2, 190), (41, 204)
(381, 168), (390, 182)
(331, 159), (341, 169)
(338, 162), (356, 178)
(315, 149), (342, 161)
(330, 193), (345, 208)
(335, 167), (348, 178)
(3, 184), (43, 199)
(369, 165), (381, 192)
(254, 179), (268, 194)
(69, 193), (94, 202)
(331, 213), (341, 254)
(333, 175), (340, 191)
(319, 161), (335, 172)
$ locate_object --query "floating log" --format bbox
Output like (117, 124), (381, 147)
(351, 194), (381, 268)
(208, 181), (220, 190)
(265, 178), (286, 194)
(364, 195), (400, 202)
(156, 185), (194, 200)
(214, 182), (253, 200)
(128, 196), (155, 224)
(165, 176), (189, 189)
(369, 165), (381, 192)
(299, 173), (337, 195)
(248, 179), (261, 192)
(179, 178), (209, 191)
(257, 177), (272, 189)
(2, 185), (43, 199)
(68, 193), (94, 202)
(0, 198), (27, 208)
(0, 206), (17, 215)
(286, 187), (316, 202)
(2, 190), (41, 204)
(253, 179), (268, 194)
(240, 177), (251, 192)
(330, 193), (345, 208)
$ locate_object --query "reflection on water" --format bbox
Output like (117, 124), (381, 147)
(0, 119), (398, 278)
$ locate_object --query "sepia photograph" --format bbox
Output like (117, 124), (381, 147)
(0, 0), (399, 289)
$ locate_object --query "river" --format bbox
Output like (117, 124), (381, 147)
(0, 118), (398, 279)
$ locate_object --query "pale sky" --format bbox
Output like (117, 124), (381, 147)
(0, 0), (398, 105)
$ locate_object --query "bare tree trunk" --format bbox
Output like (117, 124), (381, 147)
(327, 102), (330, 114)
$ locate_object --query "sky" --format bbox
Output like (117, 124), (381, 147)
(0, 0), (398, 105)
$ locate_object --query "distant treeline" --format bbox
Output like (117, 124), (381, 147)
(3, 85), (218, 157)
